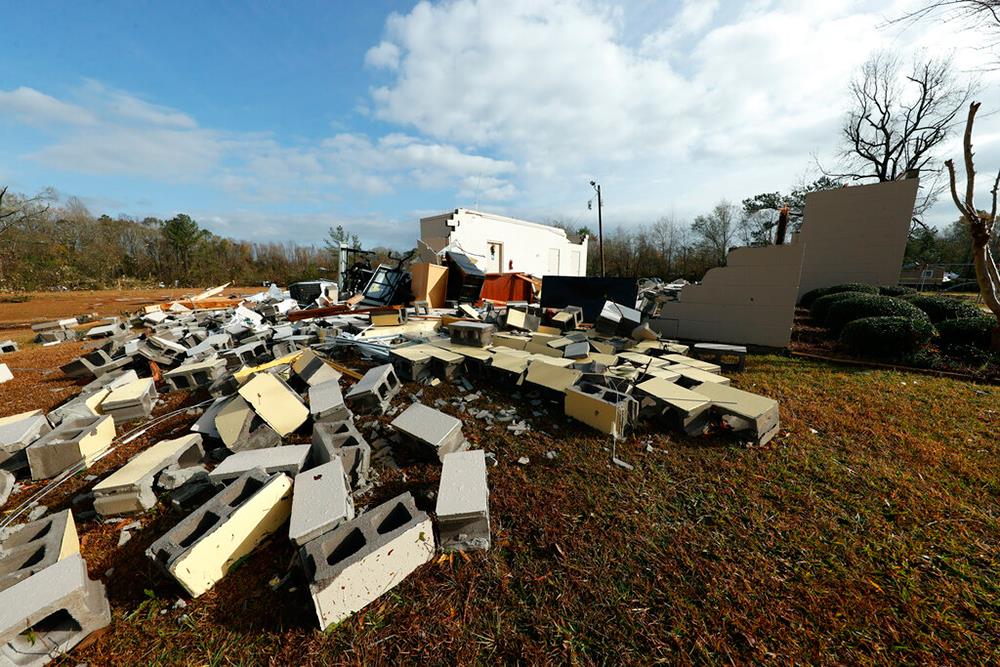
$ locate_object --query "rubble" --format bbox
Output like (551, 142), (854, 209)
(390, 403), (468, 462)
(436, 450), (490, 551)
(26, 414), (115, 481)
(289, 459), (355, 546)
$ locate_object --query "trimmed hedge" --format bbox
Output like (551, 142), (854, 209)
(906, 295), (985, 323)
(810, 291), (861, 323)
(840, 316), (936, 356)
(824, 294), (929, 333)
(799, 282), (878, 307)
(936, 316), (996, 349)
(878, 285), (917, 297)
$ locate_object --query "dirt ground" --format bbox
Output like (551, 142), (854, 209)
(0, 289), (997, 665)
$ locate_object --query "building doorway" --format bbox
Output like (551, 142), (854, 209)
(487, 241), (503, 273)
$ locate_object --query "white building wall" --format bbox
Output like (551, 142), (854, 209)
(419, 209), (588, 277)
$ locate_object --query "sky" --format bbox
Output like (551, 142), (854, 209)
(2, 0), (1000, 249)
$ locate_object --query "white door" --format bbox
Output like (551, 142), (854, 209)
(570, 250), (581, 276)
(547, 248), (561, 274)
(487, 242), (503, 273)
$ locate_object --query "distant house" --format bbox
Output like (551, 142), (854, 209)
(419, 208), (589, 277)
(899, 263), (946, 288)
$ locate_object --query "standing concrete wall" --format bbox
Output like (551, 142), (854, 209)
(649, 243), (806, 348)
(796, 178), (919, 298)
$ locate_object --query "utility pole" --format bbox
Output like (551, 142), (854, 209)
(590, 180), (605, 277)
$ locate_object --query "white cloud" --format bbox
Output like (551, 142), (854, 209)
(80, 80), (198, 128)
(0, 87), (98, 126)
(365, 41), (400, 69)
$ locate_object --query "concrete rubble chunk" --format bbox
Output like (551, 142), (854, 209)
(0, 341), (19, 354)
(158, 464), (209, 491)
(146, 470), (292, 597)
(191, 397), (227, 440)
(0, 470), (14, 508)
(311, 421), (371, 491)
(449, 321), (495, 348)
(99, 377), (157, 422)
(0, 554), (111, 667)
(344, 364), (400, 415)
(207, 445), (310, 483)
(238, 372), (309, 437)
(292, 349), (342, 386)
(93, 434), (204, 517)
(692, 381), (781, 445)
(0, 411), (52, 465)
(0, 509), (79, 591)
(308, 379), (349, 423)
(524, 360), (583, 394)
(214, 396), (253, 449)
(390, 403), (468, 462)
(436, 450), (490, 551)
(163, 357), (227, 391)
(26, 414), (115, 481)
(564, 383), (639, 440)
(299, 492), (434, 629)
(289, 459), (355, 547)
(595, 300), (642, 337)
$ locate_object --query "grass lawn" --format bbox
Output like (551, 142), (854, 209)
(23, 353), (991, 666)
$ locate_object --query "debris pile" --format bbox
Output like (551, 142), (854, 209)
(0, 276), (780, 662)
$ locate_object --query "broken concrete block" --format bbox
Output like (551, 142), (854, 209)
(344, 364), (400, 415)
(207, 445), (310, 483)
(661, 353), (723, 374)
(92, 434), (204, 517)
(505, 308), (540, 332)
(311, 421), (371, 490)
(390, 403), (468, 462)
(667, 364), (731, 388)
(0, 470), (14, 508)
(0, 411), (51, 465)
(524, 360), (583, 394)
(26, 414), (115, 481)
(692, 381), (780, 445)
(492, 332), (530, 350)
(191, 396), (227, 440)
(146, 470), (292, 597)
(436, 450), (490, 551)
(214, 395), (253, 449)
(308, 379), (349, 423)
(0, 364), (11, 384)
(691, 343), (748, 372)
(292, 349), (342, 386)
(449, 321), (495, 348)
(0, 509), (79, 591)
(389, 345), (433, 383)
(158, 464), (209, 491)
(595, 301), (642, 337)
(238, 372), (309, 437)
(564, 383), (639, 439)
(163, 357), (227, 391)
(0, 341), (18, 354)
(289, 459), (355, 547)
(0, 554), (111, 666)
(99, 377), (157, 422)
(299, 492), (434, 629)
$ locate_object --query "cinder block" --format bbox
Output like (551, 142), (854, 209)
(0, 510), (79, 592)
(191, 397), (227, 440)
(449, 321), (495, 348)
(26, 415), (115, 481)
(292, 350), (342, 386)
(163, 357), (227, 391)
(0, 470), (14, 507)
(207, 445), (310, 483)
(93, 434), (204, 517)
(238, 373), (309, 437)
(344, 364), (399, 415)
(0, 341), (18, 354)
(99, 377), (157, 422)
(436, 450), (490, 551)
(564, 383), (639, 440)
(299, 492), (435, 629)
(146, 470), (292, 597)
(390, 403), (467, 462)
(504, 308), (540, 332)
(0, 411), (51, 465)
(389, 346), (433, 383)
(289, 460), (354, 546)
(595, 301), (642, 337)
(311, 422), (371, 490)
(525, 360), (582, 394)
(308, 379), (349, 423)
(0, 554), (111, 667)
(692, 382), (780, 445)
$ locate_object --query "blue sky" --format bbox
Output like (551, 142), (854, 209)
(2, 0), (999, 248)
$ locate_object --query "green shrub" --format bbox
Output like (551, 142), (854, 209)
(810, 291), (861, 323)
(878, 285), (917, 297)
(936, 316), (996, 350)
(906, 295), (985, 323)
(824, 294), (929, 333)
(799, 282), (877, 307)
(839, 316), (936, 357)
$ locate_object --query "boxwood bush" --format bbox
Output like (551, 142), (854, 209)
(824, 294), (929, 333)
(809, 291), (862, 323)
(905, 295), (985, 323)
(878, 285), (917, 297)
(839, 316), (936, 356)
(799, 282), (878, 307)
(936, 316), (996, 349)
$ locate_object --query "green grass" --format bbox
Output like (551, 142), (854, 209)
(71, 355), (999, 665)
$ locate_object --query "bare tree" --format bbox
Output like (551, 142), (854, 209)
(827, 53), (975, 226)
(691, 201), (739, 266)
(0, 186), (56, 236)
(944, 101), (1000, 349)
